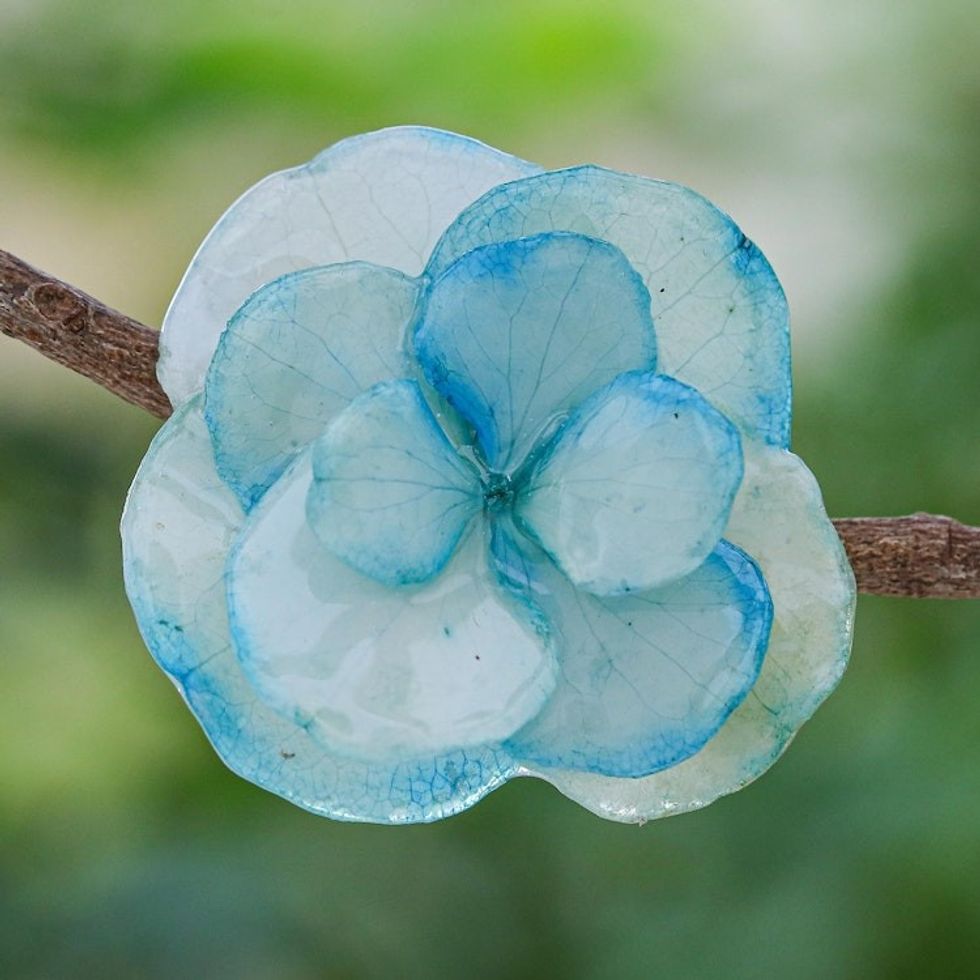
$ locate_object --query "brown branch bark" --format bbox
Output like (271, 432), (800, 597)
(0, 248), (171, 418)
(2, 247), (978, 599)
(834, 515), (980, 599)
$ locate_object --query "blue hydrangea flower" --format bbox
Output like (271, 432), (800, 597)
(122, 127), (856, 824)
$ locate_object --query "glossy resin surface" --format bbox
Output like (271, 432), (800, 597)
(123, 126), (855, 824)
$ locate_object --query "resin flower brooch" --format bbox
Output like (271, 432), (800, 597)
(122, 127), (856, 824)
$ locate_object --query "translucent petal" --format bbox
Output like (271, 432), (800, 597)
(516, 372), (743, 595)
(307, 380), (481, 586)
(160, 126), (540, 406)
(204, 263), (418, 509)
(414, 232), (657, 472)
(121, 400), (524, 824)
(122, 400), (244, 682)
(228, 453), (558, 764)
(538, 442), (855, 821)
(427, 166), (791, 447)
(491, 520), (772, 778)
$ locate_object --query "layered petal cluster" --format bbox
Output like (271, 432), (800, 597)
(123, 127), (855, 824)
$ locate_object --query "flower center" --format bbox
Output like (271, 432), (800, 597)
(482, 471), (515, 513)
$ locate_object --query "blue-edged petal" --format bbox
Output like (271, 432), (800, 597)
(122, 400), (243, 683)
(121, 399), (526, 824)
(307, 379), (481, 586)
(426, 166), (791, 448)
(515, 372), (742, 595)
(491, 519), (772, 778)
(204, 262), (419, 509)
(414, 232), (657, 472)
(159, 126), (541, 406)
(228, 452), (558, 765)
(537, 442), (856, 822)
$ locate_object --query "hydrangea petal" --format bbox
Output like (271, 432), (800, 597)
(537, 442), (855, 821)
(307, 379), (481, 586)
(228, 452), (558, 764)
(121, 400), (521, 824)
(491, 520), (772, 778)
(204, 262), (419, 509)
(414, 232), (657, 471)
(160, 126), (541, 406)
(122, 400), (243, 682)
(516, 372), (743, 595)
(426, 166), (791, 447)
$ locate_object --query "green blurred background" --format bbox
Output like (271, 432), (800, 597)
(1, 1), (979, 976)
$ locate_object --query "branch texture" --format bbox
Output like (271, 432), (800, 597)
(0, 249), (171, 418)
(2, 248), (978, 599)
(834, 515), (980, 599)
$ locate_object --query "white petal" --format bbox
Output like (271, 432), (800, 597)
(228, 452), (558, 763)
(160, 126), (539, 406)
(122, 400), (524, 823)
(516, 372), (742, 594)
(534, 441), (855, 822)
(427, 166), (791, 447)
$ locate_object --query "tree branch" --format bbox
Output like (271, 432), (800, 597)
(0, 248), (171, 418)
(835, 516), (980, 599)
(2, 247), (978, 599)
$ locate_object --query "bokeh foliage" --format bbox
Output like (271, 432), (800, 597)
(1, 1), (979, 977)
(0, 0), (661, 156)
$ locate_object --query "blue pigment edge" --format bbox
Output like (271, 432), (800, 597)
(159, 124), (543, 402)
(222, 452), (527, 822)
(202, 261), (420, 512)
(121, 408), (522, 825)
(423, 163), (792, 449)
(512, 370), (745, 596)
(306, 378), (483, 588)
(498, 534), (774, 779)
(412, 230), (658, 471)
